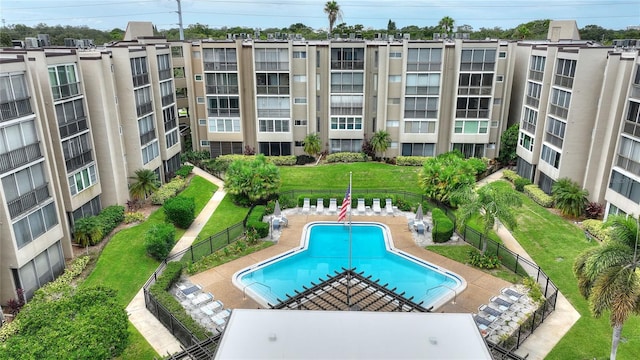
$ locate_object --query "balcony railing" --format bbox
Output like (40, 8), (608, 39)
(7, 184), (50, 219)
(140, 129), (157, 145)
(406, 63), (441, 72)
(51, 82), (80, 101)
(457, 87), (492, 96)
(616, 155), (640, 176)
(254, 62), (289, 71)
(0, 143), (42, 174)
(522, 122), (536, 134)
(256, 109), (290, 118)
(65, 150), (93, 173)
(132, 73), (150, 87)
(331, 61), (364, 70)
(330, 85), (364, 93)
(208, 109), (240, 117)
(59, 117), (88, 139)
(544, 132), (564, 149)
(158, 69), (172, 81)
(205, 85), (239, 95)
(528, 70), (544, 82)
(455, 109), (489, 119)
(203, 62), (237, 71)
(161, 94), (175, 107)
(549, 105), (568, 119)
(164, 118), (177, 132)
(330, 107), (363, 116)
(0, 98), (33, 123)
(553, 75), (574, 89)
(136, 102), (153, 117)
(525, 96), (539, 108)
(623, 121), (640, 137)
(256, 86), (289, 95)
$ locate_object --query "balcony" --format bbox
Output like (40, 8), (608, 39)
(0, 143), (42, 174)
(7, 184), (50, 219)
(528, 70), (544, 82)
(616, 155), (640, 176)
(545, 132), (564, 149)
(623, 121), (640, 138)
(455, 109), (489, 119)
(161, 94), (175, 107)
(457, 87), (492, 96)
(206, 85), (239, 95)
(136, 102), (153, 117)
(407, 63), (441, 72)
(204, 62), (237, 71)
(208, 108), (240, 117)
(59, 117), (88, 138)
(256, 109), (290, 118)
(254, 62), (289, 71)
(330, 107), (363, 116)
(158, 69), (172, 81)
(132, 73), (150, 87)
(549, 105), (569, 119)
(256, 86), (289, 95)
(331, 60), (364, 70)
(164, 118), (177, 132)
(331, 85), (364, 93)
(0, 98), (33, 123)
(554, 75), (574, 89)
(140, 129), (157, 145)
(51, 82), (80, 101)
(65, 150), (93, 173)
(522, 122), (536, 134)
(525, 96), (540, 108)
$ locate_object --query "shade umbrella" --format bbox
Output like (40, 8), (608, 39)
(415, 204), (424, 222)
(274, 200), (282, 217)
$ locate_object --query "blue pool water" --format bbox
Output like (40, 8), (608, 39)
(234, 222), (464, 309)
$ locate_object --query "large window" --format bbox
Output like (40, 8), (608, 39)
(404, 120), (436, 134)
(2, 162), (49, 218)
(72, 196), (102, 222)
(549, 88), (571, 119)
(331, 48), (365, 70)
(623, 100), (640, 137)
(259, 119), (290, 132)
(0, 73), (32, 122)
(404, 97), (438, 118)
(210, 141), (243, 158)
(12, 202), (58, 249)
(616, 136), (640, 176)
(0, 119), (41, 173)
(456, 97), (490, 118)
(134, 87), (152, 117)
(208, 118), (241, 132)
(330, 95), (363, 115)
(166, 129), (179, 148)
(330, 139), (362, 152)
(14, 241), (64, 299)
(545, 117), (566, 148)
(160, 80), (174, 106)
(55, 98), (87, 138)
(452, 143), (485, 158)
(257, 96), (290, 118)
(455, 120), (489, 134)
(330, 117), (362, 130)
(541, 144), (560, 168)
(163, 106), (177, 131)
(62, 133), (92, 172)
(203, 48), (237, 71)
(138, 114), (156, 145)
(402, 143), (435, 156)
(406, 74), (440, 95)
(458, 73), (492, 95)
(529, 55), (546, 81)
(48, 64), (79, 100)
(460, 49), (496, 71)
(208, 96), (240, 117)
(554, 59), (576, 88)
(205, 73), (239, 94)
(69, 164), (97, 195)
(525, 82), (542, 108)
(157, 54), (171, 80)
(259, 142), (291, 156)
(407, 48), (442, 71)
(142, 140), (159, 164)
(521, 107), (538, 134)
(256, 73), (289, 95)
(519, 131), (534, 151)
(254, 48), (289, 71)
(130, 57), (149, 87)
(331, 72), (364, 93)
(609, 170), (640, 204)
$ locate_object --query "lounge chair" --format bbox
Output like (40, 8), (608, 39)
(415, 221), (425, 234)
(200, 300), (224, 317)
(356, 198), (365, 215)
(176, 284), (201, 300)
(501, 288), (524, 302)
(479, 304), (502, 319)
(491, 296), (514, 311)
(385, 198), (394, 215)
(190, 292), (214, 307)
(316, 198), (324, 213)
(301, 198), (310, 214)
(473, 314), (494, 329)
(272, 217), (287, 229)
(328, 198), (338, 214)
(372, 198), (381, 214)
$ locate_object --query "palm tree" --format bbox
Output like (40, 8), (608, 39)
(438, 16), (455, 34)
(453, 183), (522, 253)
(324, 1), (343, 34)
(370, 130), (391, 159)
(129, 168), (159, 200)
(552, 177), (588, 218)
(574, 215), (640, 360)
(513, 24), (531, 39)
(303, 133), (322, 158)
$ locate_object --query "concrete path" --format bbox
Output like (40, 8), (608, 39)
(125, 167), (226, 357)
(478, 169), (581, 360)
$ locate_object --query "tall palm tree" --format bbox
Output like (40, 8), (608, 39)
(324, 1), (343, 33)
(438, 16), (455, 34)
(369, 130), (391, 159)
(303, 133), (322, 158)
(552, 177), (588, 218)
(129, 168), (159, 200)
(574, 215), (640, 360)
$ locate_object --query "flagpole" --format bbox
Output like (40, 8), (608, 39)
(347, 171), (352, 309)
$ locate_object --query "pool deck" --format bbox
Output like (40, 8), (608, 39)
(189, 212), (512, 314)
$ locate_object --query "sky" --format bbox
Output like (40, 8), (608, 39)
(0, 0), (638, 31)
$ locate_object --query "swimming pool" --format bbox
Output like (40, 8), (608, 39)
(233, 222), (466, 310)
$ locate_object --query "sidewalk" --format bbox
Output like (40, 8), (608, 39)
(478, 169), (581, 360)
(125, 167), (226, 357)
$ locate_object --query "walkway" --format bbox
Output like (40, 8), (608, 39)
(125, 167), (226, 357)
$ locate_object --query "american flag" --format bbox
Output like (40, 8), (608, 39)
(338, 185), (351, 222)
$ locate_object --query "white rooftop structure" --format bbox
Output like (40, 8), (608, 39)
(214, 309), (492, 359)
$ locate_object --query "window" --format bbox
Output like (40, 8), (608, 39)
(157, 54), (172, 80)
(194, 74), (203, 81)
(460, 49), (496, 71)
(525, 81), (542, 107)
(545, 117), (566, 148)
(330, 139), (362, 152)
(166, 129), (179, 148)
(386, 120), (399, 127)
(160, 80), (174, 106)
(142, 140), (159, 164)
(516, 157), (534, 180)
(255, 48), (289, 71)
(138, 114), (156, 145)
(549, 88), (571, 119)
(293, 75), (307, 82)
(14, 240), (63, 302)
(257, 96), (290, 117)
(72, 196), (101, 222)
(389, 52), (402, 58)
(62, 133), (93, 172)
(541, 144), (561, 168)
(256, 73), (289, 95)
(199, 119), (206, 126)
(499, 51), (506, 58)
(330, 95), (363, 115)
(388, 75), (401, 83)
(538, 171), (555, 194)
(259, 142), (292, 156)
(203, 48), (237, 71)
(210, 141), (243, 157)
(208, 96), (240, 117)
(48, 64), (79, 100)
(330, 117), (362, 130)
(0, 120), (41, 172)
(404, 97), (438, 118)
(407, 48), (442, 71)
(496, 75), (504, 82)
(406, 74), (440, 95)
(554, 59), (576, 88)
(259, 119), (290, 132)
(331, 48), (365, 70)
(331, 72), (364, 92)
(519, 131), (534, 151)
(206, 73), (239, 94)
(316, 74), (321, 90)
(173, 67), (185, 78)
(171, 46), (183, 58)
(616, 136), (640, 176)
(452, 143), (485, 158)
(404, 120), (436, 133)
(208, 118), (241, 132)
(625, 100), (640, 137)
(521, 107), (538, 133)
(402, 143), (435, 156)
(2, 162), (50, 219)
(294, 119), (307, 126)
(69, 164), (97, 195)
(293, 51), (307, 59)
(294, 97), (307, 104)
(163, 106), (177, 131)
(0, 73), (32, 122)
(200, 140), (210, 147)
(197, 97), (205, 104)
(608, 203), (627, 217)
(454, 120), (489, 134)
(458, 73), (493, 95)
(609, 170), (640, 203)
(130, 57), (149, 87)
(456, 97), (490, 118)
(134, 87), (152, 116)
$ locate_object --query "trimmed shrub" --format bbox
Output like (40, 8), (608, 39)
(175, 165), (194, 177)
(431, 208), (454, 243)
(582, 219), (610, 241)
(99, 205), (125, 233)
(502, 169), (519, 182)
(164, 196), (195, 228)
(296, 154), (316, 165)
(246, 205), (269, 238)
(74, 216), (103, 247)
(513, 177), (532, 192)
(144, 223), (176, 260)
(467, 157), (488, 175)
(124, 211), (146, 224)
(267, 155), (297, 166)
(523, 185), (553, 208)
(151, 176), (187, 205)
(396, 156), (429, 166)
(326, 152), (367, 163)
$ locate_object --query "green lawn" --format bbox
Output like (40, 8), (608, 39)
(197, 194), (249, 242)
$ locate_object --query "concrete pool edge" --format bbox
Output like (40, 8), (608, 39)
(232, 221), (467, 310)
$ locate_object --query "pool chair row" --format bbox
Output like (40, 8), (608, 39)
(300, 198), (395, 216)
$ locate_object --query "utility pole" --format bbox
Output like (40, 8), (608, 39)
(176, 0), (184, 40)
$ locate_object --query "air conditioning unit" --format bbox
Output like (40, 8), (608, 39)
(267, 33), (274, 40)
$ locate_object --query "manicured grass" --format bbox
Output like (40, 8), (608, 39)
(115, 324), (159, 360)
(182, 175), (218, 215)
(197, 195), (249, 242)
(279, 162), (422, 192)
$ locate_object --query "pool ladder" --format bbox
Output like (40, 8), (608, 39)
(242, 282), (272, 300)
(425, 284), (457, 304)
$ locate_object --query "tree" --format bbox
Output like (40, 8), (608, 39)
(513, 24), (531, 39)
(324, 1), (343, 33)
(224, 154), (281, 205)
(73, 216), (103, 247)
(574, 215), (640, 360)
(303, 133), (322, 158)
(453, 183), (522, 253)
(387, 19), (397, 32)
(498, 124), (519, 165)
(369, 130), (391, 159)
(419, 151), (477, 205)
(552, 178), (588, 218)
(438, 16), (455, 34)
(128, 169), (159, 200)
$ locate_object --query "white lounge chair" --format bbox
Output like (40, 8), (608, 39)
(328, 198), (338, 214)
(385, 198), (394, 215)
(301, 198), (310, 214)
(272, 216), (288, 229)
(316, 198), (324, 213)
(372, 198), (382, 214)
(356, 198), (365, 214)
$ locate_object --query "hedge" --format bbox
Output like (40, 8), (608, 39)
(150, 176), (187, 205)
(431, 208), (454, 243)
(326, 152), (367, 163)
(175, 165), (194, 177)
(502, 169), (519, 182)
(523, 184), (553, 207)
(267, 155), (297, 166)
(582, 219), (610, 241)
(144, 223), (177, 260)
(246, 205), (269, 238)
(164, 196), (195, 228)
(396, 156), (429, 166)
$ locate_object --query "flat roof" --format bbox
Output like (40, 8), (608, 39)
(214, 309), (492, 359)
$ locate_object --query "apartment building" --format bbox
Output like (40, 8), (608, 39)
(173, 36), (515, 160)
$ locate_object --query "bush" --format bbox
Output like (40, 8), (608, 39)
(468, 249), (501, 269)
(431, 208), (454, 243)
(513, 177), (532, 192)
(582, 219), (610, 241)
(502, 169), (519, 182)
(124, 211), (146, 224)
(164, 196), (195, 228)
(296, 154), (316, 165)
(175, 165), (194, 177)
(523, 276), (545, 304)
(467, 157), (488, 175)
(246, 205), (269, 238)
(584, 202), (604, 219)
(523, 185), (553, 207)
(151, 176), (187, 205)
(326, 152), (367, 163)
(144, 223), (176, 260)
(267, 155), (297, 166)
(74, 216), (103, 247)
(396, 156), (429, 166)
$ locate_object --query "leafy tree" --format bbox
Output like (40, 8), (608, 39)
(73, 216), (103, 247)
(144, 223), (176, 260)
(453, 183), (522, 253)
(438, 16), (455, 34)
(574, 215), (640, 360)
(324, 1), (343, 33)
(303, 133), (322, 158)
(498, 124), (519, 165)
(513, 24), (531, 39)
(387, 20), (397, 32)
(419, 151), (477, 205)
(224, 154), (281, 205)
(370, 130), (391, 159)
(128, 168), (159, 200)
(552, 177), (588, 218)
